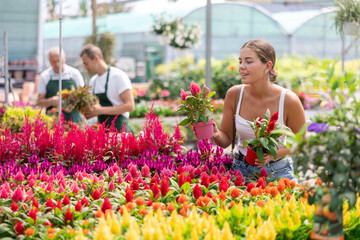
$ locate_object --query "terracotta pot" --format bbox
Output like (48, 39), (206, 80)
(192, 119), (214, 140)
(245, 146), (258, 165)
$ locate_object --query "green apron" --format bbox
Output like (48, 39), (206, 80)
(93, 66), (133, 133)
(45, 74), (83, 123)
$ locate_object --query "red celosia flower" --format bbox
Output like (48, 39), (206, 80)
(29, 208), (37, 222)
(230, 188), (241, 199)
(124, 174), (132, 182)
(266, 120), (276, 134)
(117, 176), (123, 184)
(107, 167), (115, 177)
(177, 166), (184, 175)
(206, 192), (212, 198)
(55, 200), (62, 211)
(44, 219), (52, 227)
(129, 179), (138, 191)
(11, 200), (18, 212)
(211, 166), (218, 175)
(270, 111), (279, 122)
(141, 164), (150, 177)
(234, 175), (244, 187)
(12, 186), (24, 202)
(246, 182), (255, 193)
(160, 176), (169, 197)
(178, 172), (186, 188)
(64, 208), (73, 224)
(255, 117), (262, 128)
(219, 166), (226, 175)
(200, 173), (210, 188)
(81, 196), (89, 207)
(219, 177), (230, 193)
(125, 186), (134, 202)
(92, 189), (101, 200)
(151, 183), (160, 200)
(15, 221), (24, 235)
(32, 197), (39, 209)
(147, 198), (153, 206)
(260, 167), (268, 178)
(193, 183), (202, 199)
(202, 165), (209, 174)
(62, 194), (70, 205)
(187, 175), (192, 184)
(46, 198), (54, 211)
(129, 165), (139, 178)
(101, 197), (112, 214)
(209, 174), (217, 183)
(190, 81), (201, 95)
(180, 89), (189, 101)
(109, 180), (115, 191)
(256, 177), (266, 189)
(150, 174), (160, 188)
(75, 200), (82, 212)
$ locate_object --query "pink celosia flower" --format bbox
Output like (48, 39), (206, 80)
(109, 180), (115, 191)
(100, 186), (104, 194)
(81, 182), (86, 191)
(14, 170), (24, 182)
(234, 175), (244, 187)
(12, 186), (24, 202)
(1, 190), (9, 199)
(55, 200), (62, 211)
(40, 172), (49, 182)
(45, 183), (53, 193)
(118, 176), (123, 184)
(180, 89), (189, 101)
(211, 166), (218, 175)
(124, 173), (132, 182)
(141, 164), (150, 178)
(107, 167), (115, 177)
(81, 196), (89, 207)
(70, 182), (79, 194)
(27, 171), (36, 182)
(58, 185), (65, 193)
(203, 83), (210, 96)
(219, 165), (226, 175)
(260, 167), (268, 178)
(32, 197), (39, 209)
(190, 81), (201, 95)
(129, 165), (139, 178)
(202, 165), (209, 174)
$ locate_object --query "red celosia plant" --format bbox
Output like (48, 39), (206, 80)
(243, 109), (292, 163)
(177, 81), (215, 126)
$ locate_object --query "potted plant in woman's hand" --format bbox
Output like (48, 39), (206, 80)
(177, 81), (215, 140)
(243, 109), (292, 165)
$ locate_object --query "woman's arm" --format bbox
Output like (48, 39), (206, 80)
(213, 85), (240, 148)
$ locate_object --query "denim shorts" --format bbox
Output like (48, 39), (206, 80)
(233, 152), (297, 183)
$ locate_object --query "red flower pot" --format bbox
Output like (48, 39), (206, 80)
(245, 146), (258, 165)
(192, 119), (214, 140)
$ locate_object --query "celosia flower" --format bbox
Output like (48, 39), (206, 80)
(219, 191), (227, 201)
(160, 176), (169, 197)
(260, 167), (268, 178)
(129, 165), (139, 178)
(180, 89), (188, 101)
(25, 228), (35, 236)
(75, 200), (82, 212)
(135, 197), (145, 206)
(29, 208), (37, 222)
(230, 188), (241, 199)
(209, 174), (217, 183)
(211, 166), (218, 175)
(64, 208), (73, 224)
(151, 183), (160, 200)
(246, 182), (255, 193)
(46, 198), (54, 211)
(203, 83), (210, 96)
(234, 175), (244, 186)
(190, 81), (201, 95)
(124, 174), (132, 182)
(200, 173), (210, 188)
(15, 221), (25, 235)
(193, 183), (202, 199)
(109, 180), (115, 191)
(177, 194), (187, 204)
(11, 200), (18, 212)
(277, 179), (285, 193)
(81, 196), (89, 207)
(12, 186), (24, 202)
(178, 172), (186, 188)
(139, 208), (148, 216)
(55, 200), (62, 211)
(125, 186), (134, 202)
(256, 177), (266, 189)
(62, 194), (70, 205)
(70, 182), (79, 194)
(107, 167), (115, 177)
(270, 111), (279, 122)
(32, 197), (39, 209)
(167, 202), (175, 212)
(256, 199), (265, 207)
(141, 164), (150, 178)
(269, 187), (278, 197)
(14, 170), (24, 182)
(92, 189), (101, 200)
(266, 121), (276, 134)
(219, 177), (230, 193)
(101, 197), (112, 214)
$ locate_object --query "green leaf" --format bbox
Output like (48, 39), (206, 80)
(343, 192), (357, 209)
(259, 138), (269, 149)
(268, 145), (277, 160)
(256, 147), (264, 164)
(181, 182), (191, 193)
(178, 118), (190, 126)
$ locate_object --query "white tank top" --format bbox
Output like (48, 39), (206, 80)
(235, 85), (288, 156)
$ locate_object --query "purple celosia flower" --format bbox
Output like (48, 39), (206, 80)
(307, 122), (329, 133)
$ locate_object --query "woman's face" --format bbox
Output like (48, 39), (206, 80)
(238, 47), (268, 84)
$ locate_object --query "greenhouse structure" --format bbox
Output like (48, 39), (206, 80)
(43, 1), (359, 82)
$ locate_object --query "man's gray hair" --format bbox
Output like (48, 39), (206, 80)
(48, 46), (66, 59)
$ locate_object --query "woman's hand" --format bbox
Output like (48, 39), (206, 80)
(213, 121), (220, 139)
(254, 154), (274, 167)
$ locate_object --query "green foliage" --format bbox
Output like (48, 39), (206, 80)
(84, 32), (116, 64)
(334, 0), (360, 34)
(1, 106), (53, 132)
(293, 94), (360, 210)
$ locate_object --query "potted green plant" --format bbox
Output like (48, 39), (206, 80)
(293, 94), (360, 239)
(243, 109), (292, 165)
(334, 0), (360, 36)
(177, 81), (215, 140)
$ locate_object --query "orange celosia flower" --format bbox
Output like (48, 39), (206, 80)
(135, 197), (145, 206)
(268, 182), (275, 187)
(82, 220), (90, 226)
(290, 180), (296, 188)
(264, 187), (271, 195)
(167, 203), (175, 212)
(67, 228), (75, 234)
(256, 200), (265, 207)
(152, 202), (162, 211)
(201, 212), (209, 218)
(25, 228), (35, 236)
(315, 178), (322, 186)
(286, 192), (291, 201)
(250, 188), (259, 197)
(83, 229), (90, 235)
(47, 228), (56, 234)
(277, 180), (285, 193)
(203, 196), (211, 205)
(219, 191), (227, 201)
(229, 201), (236, 208)
(177, 194), (187, 204)
(284, 178), (290, 187)
(48, 233), (56, 239)
(305, 182), (310, 187)
(95, 209), (104, 218)
(179, 204), (188, 217)
(230, 188), (241, 199)
(269, 187), (278, 197)
(299, 197), (306, 202)
(304, 191), (308, 199)
(212, 194), (219, 204)
(126, 202), (134, 212)
(139, 208), (148, 216)
(196, 197), (206, 207)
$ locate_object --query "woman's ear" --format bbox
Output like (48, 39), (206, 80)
(266, 61), (273, 72)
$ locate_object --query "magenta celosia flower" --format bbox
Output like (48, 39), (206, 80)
(109, 180), (115, 191)
(193, 183), (203, 199)
(180, 89), (189, 101)
(12, 186), (24, 202)
(129, 165), (139, 178)
(190, 81), (201, 95)
(40, 172), (49, 182)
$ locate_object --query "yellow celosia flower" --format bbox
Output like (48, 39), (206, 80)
(293, 211), (301, 225)
(256, 213), (263, 227)
(169, 210), (178, 230)
(122, 206), (131, 227)
(245, 221), (256, 240)
(289, 195), (297, 210)
(281, 203), (290, 219)
(287, 218), (294, 230)
(93, 218), (113, 240)
(343, 202), (349, 213)
(106, 211), (121, 235)
(304, 202), (314, 219)
(265, 198), (275, 216)
(256, 219), (276, 240)
(125, 220), (140, 240)
(190, 227), (199, 240)
(156, 209), (165, 223)
(249, 202), (255, 219)
(172, 225), (184, 240)
(343, 211), (350, 227)
(221, 222), (235, 240)
(356, 205), (360, 218)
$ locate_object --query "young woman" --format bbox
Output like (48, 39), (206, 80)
(212, 40), (306, 181)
